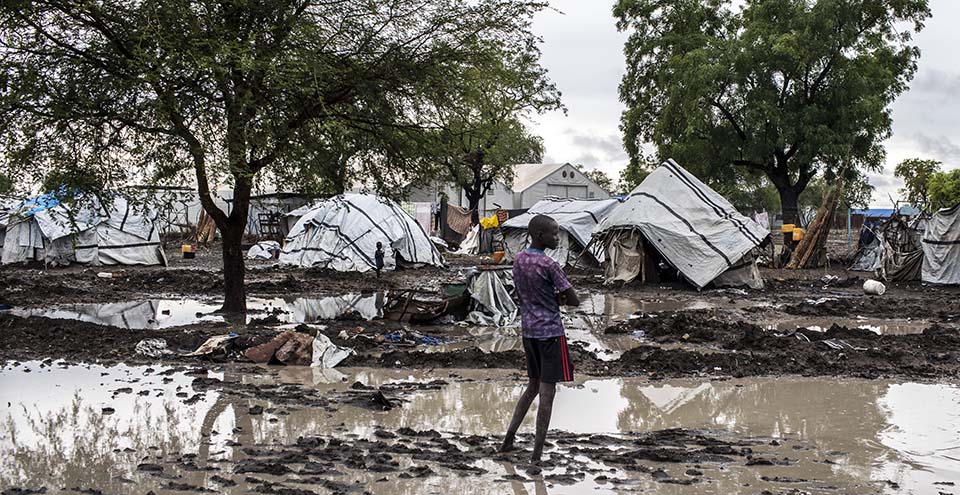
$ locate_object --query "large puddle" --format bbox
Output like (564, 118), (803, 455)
(6, 293), (386, 329)
(2, 362), (958, 494)
(765, 317), (932, 335)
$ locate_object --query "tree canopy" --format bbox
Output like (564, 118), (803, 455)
(0, 0), (551, 311)
(424, 40), (561, 211)
(894, 158), (942, 208)
(614, 0), (930, 222)
(927, 169), (960, 211)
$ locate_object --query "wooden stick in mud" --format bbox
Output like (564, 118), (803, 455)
(787, 171), (846, 269)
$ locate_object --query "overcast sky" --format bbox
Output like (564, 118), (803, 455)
(529, 0), (960, 207)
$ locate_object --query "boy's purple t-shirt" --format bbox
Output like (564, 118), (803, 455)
(513, 248), (572, 339)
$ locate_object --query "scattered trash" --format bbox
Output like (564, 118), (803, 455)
(101, 407), (115, 415)
(863, 280), (886, 296)
(184, 333), (239, 357)
(0, 303), (12, 311)
(381, 328), (449, 346)
(805, 297), (838, 305)
(311, 333), (355, 368)
(820, 339), (864, 351)
(244, 330), (314, 365)
(820, 275), (840, 286)
(247, 240), (281, 260)
(96, 272), (113, 278)
(631, 330), (646, 338)
(135, 338), (174, 357)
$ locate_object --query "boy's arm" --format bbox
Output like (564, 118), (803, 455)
(547, 261), (579, 307)
(558, 286), (579, 307)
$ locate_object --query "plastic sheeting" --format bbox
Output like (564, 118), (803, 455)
(596, 160), (769, 288)
(466, 269), (517, 327)
(1, 194), (165, 266)
(248, 240), (281, 259)
(279, 194), (444, 272)
(502, 197), (620, 266)
(922, 204), (960, 285)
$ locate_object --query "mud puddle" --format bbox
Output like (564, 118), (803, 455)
(4, 293), (386, 329)
(3, 361), (958, 494)
(765, 316), (932, 335)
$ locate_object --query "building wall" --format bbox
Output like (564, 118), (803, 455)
(515, 164), (610, 209)
(408, 181), (513, 215)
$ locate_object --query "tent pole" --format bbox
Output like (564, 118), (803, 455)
(847, 207), (851, 250)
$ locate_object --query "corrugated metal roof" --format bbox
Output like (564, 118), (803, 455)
(510, 163), (568, 193)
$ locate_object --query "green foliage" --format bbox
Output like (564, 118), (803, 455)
(614, 0), (930, 221)
(799, 169), (873, 211)
(0, 173), (11, 194)
(928, 169), (960, 211)
(0, 0), (551, 310)
(425, 40), (561, 209)
(894, 158), (941, 208)
(574, 165), (615, 194)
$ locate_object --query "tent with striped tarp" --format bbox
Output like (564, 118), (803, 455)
(279, 193), (443, 272)
(594, 160), (769, 288)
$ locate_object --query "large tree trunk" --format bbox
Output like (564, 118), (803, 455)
(466, 186), (482, 212)
(218, 176), (252, 313)
(779, 186), (800, 226)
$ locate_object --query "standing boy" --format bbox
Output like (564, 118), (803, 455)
(500, 215), (580, 462)
(374, 242), (385, 278)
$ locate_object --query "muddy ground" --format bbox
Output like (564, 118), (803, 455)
(2, 244), (960, 493)
(2, 244), (958, 381)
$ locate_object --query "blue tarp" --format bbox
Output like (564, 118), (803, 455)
(21, 192), (62, 216)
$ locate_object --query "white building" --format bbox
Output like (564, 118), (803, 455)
(407, 163), (611, 213)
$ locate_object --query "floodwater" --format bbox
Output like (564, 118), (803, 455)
(2, 362), (958, 494)
(764, 317), (933, 335)
(6, 293), (386, 329)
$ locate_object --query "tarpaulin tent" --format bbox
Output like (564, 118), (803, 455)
(1, 193), (166, 266)
(279, 193), (444, 272)
(501, 197), (620, 266)
(849, 213), (925, 281)
(593, 159), (769, 288)
(922, 204), (960, 285)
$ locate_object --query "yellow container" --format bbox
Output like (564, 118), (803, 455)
(792, 228), (804, 241)
(492, 251), (505, 264)
(181, 244), (193, 253)
(781, 223), (795, 233)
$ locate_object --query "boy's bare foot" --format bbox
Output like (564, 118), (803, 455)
(499, 440), (516, 453)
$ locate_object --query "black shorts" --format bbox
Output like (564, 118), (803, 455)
(523, 336), (574, 383)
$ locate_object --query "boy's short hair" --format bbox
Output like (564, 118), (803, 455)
(528, 215), (557, 236)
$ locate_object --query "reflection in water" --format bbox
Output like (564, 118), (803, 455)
(2, 362), (958, 494)
(764, 317), (932, 335)
(8, 293), (385, 329)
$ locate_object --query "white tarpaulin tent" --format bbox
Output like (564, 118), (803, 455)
(279, 193), (443, 272)
(501, 197), (620, 266)
(922, 204), (960, 285)
(1, 193), (166, 266)
(594, 159), (769, 288)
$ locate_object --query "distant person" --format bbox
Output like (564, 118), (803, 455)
(500, 214), (579, 463)
(374, 242), (385, 278)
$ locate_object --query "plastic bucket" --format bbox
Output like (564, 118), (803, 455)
(863, 279), (886, 296)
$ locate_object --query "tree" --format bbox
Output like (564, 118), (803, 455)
(615, 0), (930, 224)
(427, 42), (561, 212)
(1, 0), (549, 312)
(575, 165), (615, 194)
(928, 169), (960, 211)
(894, 158), (941, 208)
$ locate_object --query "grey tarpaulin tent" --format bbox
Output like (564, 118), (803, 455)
(279, 193), (444, 272)
(501, 197), (621, 266)
(594, 159), (769, 288)
(922, 204), (960, 285)
(1, 193), (166, 266)
(849, 213), (925, 281)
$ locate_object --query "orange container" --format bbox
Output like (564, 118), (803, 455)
(492, 251), (505, 263)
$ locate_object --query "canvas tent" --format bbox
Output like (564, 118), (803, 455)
(593, 159), (769, 289)
(921, 204), (960, 285)
(279, 193), (444, 272)
(1, 193), (166, 266)
(501, 197), (620, 266)
(849, 213), (925, 281)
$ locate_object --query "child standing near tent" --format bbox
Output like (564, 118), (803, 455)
(500, 215), (580, 463)
(374, 242), (385, 278)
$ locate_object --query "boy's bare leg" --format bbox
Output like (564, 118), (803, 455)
(531, 381), (556, 462)
(500, 379), (540, 452)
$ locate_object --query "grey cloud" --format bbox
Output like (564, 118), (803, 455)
(866, 172), (900, 189)
(914, 134), (960, 164)
(908, 68), (960, 96)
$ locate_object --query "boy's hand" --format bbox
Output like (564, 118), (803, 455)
(557, 292), (567, 306)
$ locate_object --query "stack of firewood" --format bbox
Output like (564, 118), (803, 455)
(787, 174), (846, 269)
(194, 209), (218, 244)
